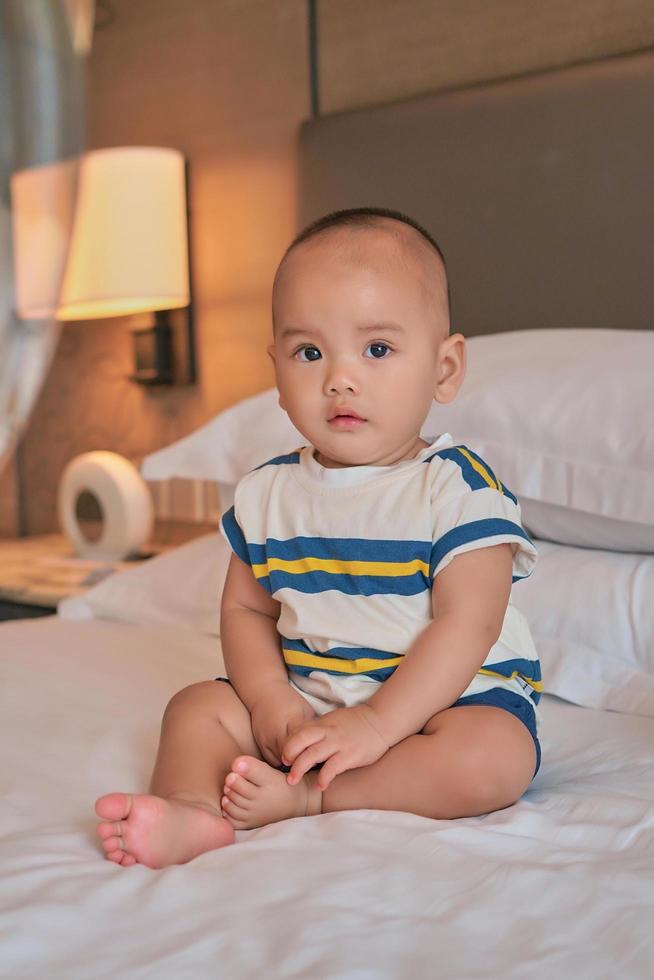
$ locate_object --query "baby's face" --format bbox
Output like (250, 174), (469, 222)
(268, 226), (462, 468)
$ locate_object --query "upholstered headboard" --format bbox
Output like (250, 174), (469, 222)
(298, 50), (654, 337)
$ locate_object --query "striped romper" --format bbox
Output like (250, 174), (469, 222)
(220, 433), (542, 776)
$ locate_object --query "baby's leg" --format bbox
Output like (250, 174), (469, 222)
(95, 681), (263, 868)
(149, 679), (263, 803)
(319, 703), (538, 818)
(223, 703), (537, 828)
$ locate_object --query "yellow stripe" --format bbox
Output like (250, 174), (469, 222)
(253, 557), (430, 580)
(282, 656), (541, 688)
(478, 667), (543, 692)
(457, 447), (500, 493)
(283, 648), (404, 674)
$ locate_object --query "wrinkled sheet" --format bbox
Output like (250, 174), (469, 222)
(1, 617), (653, 979)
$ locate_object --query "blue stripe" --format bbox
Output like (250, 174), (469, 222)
(220, 507), (250, 565)
(424, 445), (518, 504)
(289, 664), (397, 681)
(266, 568), (428, 596)
(260, 536), (432, 597)
(253, 450), (302, 471)
(425, 446), (491, 492)
(265, 536), (430, 563)
(484, 656), (542, 684)
(431, 518), (534, 581)
(285, 640), (543, 690)
(284, 637), (401, 681)
(461, 447), (518, 504)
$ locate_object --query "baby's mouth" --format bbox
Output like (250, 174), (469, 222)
(328, 415), (367, 428)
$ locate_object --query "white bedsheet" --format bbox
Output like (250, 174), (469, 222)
(1, 617), (653, 979)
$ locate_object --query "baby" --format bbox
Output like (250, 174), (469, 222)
(95, 206), (542, 869)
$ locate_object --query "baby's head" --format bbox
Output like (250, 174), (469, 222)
(268, 207), (466, 468)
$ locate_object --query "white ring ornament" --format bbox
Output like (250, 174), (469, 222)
(57, 451), (154, 560)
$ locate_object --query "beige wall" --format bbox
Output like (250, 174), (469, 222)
(7, 0), (654, 535)
(319, 0), (654, 112)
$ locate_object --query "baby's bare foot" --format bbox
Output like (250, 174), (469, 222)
(95, 792), (235, 868)
(221, 756), (323, 830)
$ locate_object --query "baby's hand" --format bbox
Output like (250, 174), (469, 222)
(250, 688), (317, 767)
(281, 705), (390, 790)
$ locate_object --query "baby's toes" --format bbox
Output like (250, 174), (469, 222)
(224, 771), (257, 799)
(221, 794), (250, 823)
(96, 819), (124, 841)
(95, 791), (132, 822)
(230, 755), (269, 786)
(223, 785), (252, 809)
(101, 835), (123, 854)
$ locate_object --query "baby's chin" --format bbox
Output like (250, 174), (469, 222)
(306, 431), (369, 469)
(313, 435), (426, 469)
(312, 447), (359, 468)
(312, 440), (371, 468)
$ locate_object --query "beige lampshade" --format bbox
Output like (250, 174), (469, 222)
(11, 158), (79, 319)
(57, 146), (190, 320)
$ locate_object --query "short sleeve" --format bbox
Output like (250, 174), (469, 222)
(429, 445), (537, 584)
(219, 479), (270, 590)
(219, 505), (250, 566)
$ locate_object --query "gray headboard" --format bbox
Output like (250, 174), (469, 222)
(298, 51), (654, 337)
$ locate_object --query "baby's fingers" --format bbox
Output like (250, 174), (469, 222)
(287, 739), (332, 785)
(281, 725), (324, 766)
(314, 752), (350, 791)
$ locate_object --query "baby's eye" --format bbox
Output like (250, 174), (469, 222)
(295, 345), (321, 362)
(364, 342), (391, 359)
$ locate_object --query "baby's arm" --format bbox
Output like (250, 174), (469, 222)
(221, 554), (317, 764)
(220, 553), (288, 709)
(365, 543), (514, 747)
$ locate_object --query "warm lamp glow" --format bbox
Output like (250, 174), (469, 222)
(57, 146), (190, 320)
(11, 159), (78, 319)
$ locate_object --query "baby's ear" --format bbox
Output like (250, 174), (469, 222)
(267, 345), (287, 411)
(434, 332), (466, 404)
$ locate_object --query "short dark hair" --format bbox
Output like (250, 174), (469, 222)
(280, 206), (450, 315)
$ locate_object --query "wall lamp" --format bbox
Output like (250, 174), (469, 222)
(12, 146), (196, 385)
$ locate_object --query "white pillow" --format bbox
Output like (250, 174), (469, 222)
(142, 329), (654, 551)
(142, 387), (303, 486)
(57, 526), (654, 716)
(434, 329), (654, 551)
(57, 533), (230, 636)
(512, 538), (654, 716)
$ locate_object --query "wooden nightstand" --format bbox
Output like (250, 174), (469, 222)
(0, 534), (166, 621)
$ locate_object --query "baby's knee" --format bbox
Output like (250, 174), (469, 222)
(453, 747), (523, 813)
(162, 680), (226, 723)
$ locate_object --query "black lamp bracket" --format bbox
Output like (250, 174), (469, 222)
(129, 304), (195, 386)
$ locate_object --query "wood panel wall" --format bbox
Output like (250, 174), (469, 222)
(11, 0), (308, 535)
(4, 0), (653, 536)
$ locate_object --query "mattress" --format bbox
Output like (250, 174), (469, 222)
(1, 616), (653, 978)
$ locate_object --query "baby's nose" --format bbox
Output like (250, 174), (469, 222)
(323, 360), (359, 395)
(325, 377), (358, 396)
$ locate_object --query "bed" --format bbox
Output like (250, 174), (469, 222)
(2, 614), (654, 978)
(3, 49), (654, 979)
